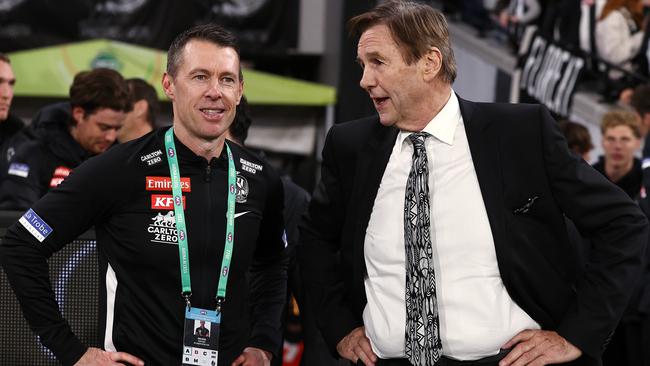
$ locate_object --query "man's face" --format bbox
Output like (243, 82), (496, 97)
(72, 107), (126, 155)
(162, 40), (243, 142)
(357, 24), (429, 129)
(0, 60), (16, 121)
(602, 125), (641, 168)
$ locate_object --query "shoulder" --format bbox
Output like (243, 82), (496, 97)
(1, 114), (25, 136)
(75, 129), (165, 175)
(329, 115), (381, 141)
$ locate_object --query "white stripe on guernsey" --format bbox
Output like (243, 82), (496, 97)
(104, 264), (118, 352)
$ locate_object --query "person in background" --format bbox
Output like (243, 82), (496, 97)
(630, 83), (650, 158)
(596, 0), (645, 78)
(593, 109), (643, 198)
(0, 68), (131, 211)
(224, 97), (340, 366)
(0, 52), (24, 184)
(117, 78), (159, 143)
(558, 119), (594, 161)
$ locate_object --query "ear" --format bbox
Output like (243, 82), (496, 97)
(133, 100), (148, 117)
(162, 72), (175, 100)
(71, 106), (86, 126)
(421, 46), (443, 82)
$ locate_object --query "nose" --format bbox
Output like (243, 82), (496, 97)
(0, 83), (11, 99)
(205, 79), (223, 99)
(105, 128), (118, 143)
(359, 67), (375, 91)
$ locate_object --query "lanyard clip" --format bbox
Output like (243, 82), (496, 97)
(216, 296), (225, 314)
(182, 292), (192, 310)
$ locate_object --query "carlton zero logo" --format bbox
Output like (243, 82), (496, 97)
(145, 176), (191, 192)
(148, 211), (179, 245)
(50, 166), (72, 187)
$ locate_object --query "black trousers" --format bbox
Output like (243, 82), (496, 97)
(355, 350), (509, 366)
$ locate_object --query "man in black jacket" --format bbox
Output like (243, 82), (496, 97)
(0, 68), (131, 210)
(0, 24), (287, 366)
(0, 52), (24, 184)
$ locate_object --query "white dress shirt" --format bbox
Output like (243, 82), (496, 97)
(362, 92), (540, 360)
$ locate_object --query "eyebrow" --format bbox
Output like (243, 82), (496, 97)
(356, 51), (382, 63)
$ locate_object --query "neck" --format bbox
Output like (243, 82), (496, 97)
(399, 83), (452, 132)
(173, 124), (226, 161)
(605, 158), (633, 183)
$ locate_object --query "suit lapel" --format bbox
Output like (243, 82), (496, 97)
(459, 98), (509, 274)
(351, 120), (399, 280)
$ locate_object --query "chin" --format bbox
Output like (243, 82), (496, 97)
(378, 115), (396, 127)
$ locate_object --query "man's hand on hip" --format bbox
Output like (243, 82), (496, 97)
(74, 347), (144, 365)
(336, 326), (378, 366)
(499, 329), (582, 366)
(231, 347), (272, 366)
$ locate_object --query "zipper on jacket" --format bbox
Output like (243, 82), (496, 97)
(204, 162), (211, 182)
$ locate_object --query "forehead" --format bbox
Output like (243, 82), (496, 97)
(604, 124), (636, 136)
(87, 108), (126, 125)
(0, 61), (14, 78)
(357, 24), (401, 57)
(178, 40), (240, 74)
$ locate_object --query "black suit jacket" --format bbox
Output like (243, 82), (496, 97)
(299, 98), (649, 365)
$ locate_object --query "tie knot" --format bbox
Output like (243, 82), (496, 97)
(408, 132), (429, 151)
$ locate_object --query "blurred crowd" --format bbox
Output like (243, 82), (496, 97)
(441, 0), (650, 102)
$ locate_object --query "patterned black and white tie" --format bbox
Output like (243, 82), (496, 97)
(404, 132), (442, 366)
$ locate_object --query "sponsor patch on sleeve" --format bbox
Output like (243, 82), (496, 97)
(18, 209), (53, 242)
(8, 163), (29, 178)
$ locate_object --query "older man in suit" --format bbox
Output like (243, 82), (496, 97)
(299, 2), (648, 366)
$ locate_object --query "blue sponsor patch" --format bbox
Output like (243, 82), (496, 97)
(8, 163), (29, 178)
(18, 209), (53, 243)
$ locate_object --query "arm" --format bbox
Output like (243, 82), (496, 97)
(0, 154), (130, 365)
(298, 126), (364, 354)
(246, 167), (288, 360)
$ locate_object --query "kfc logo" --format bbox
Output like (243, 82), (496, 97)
(151, 194), (186, 210)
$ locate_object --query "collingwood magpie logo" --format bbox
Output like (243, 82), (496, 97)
(148, 211), (179, 245)
(235, 173), (249, 203)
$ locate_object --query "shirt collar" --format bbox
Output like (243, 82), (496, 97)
(398, 91), (460, 150)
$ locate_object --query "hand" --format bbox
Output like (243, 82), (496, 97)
(231, 347), (272, 366)
(336, 326), (377, 366)
(74, 347), (144, 366)
(499, 329), (582, 366)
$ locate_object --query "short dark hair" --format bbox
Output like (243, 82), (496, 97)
(558, 120), (593, 155)
(0, 52), (10, 64)
(630, 84), (650, 117)
(127, 78), (159, 127)
(167, 23), (242, 80)
(229, 96), (251, 144)
(348, 0), (456, 83)
(69, 68), (132, 116)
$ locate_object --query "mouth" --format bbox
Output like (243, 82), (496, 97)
(371, 97), (389, 110)
(199, 108), (226, 121)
